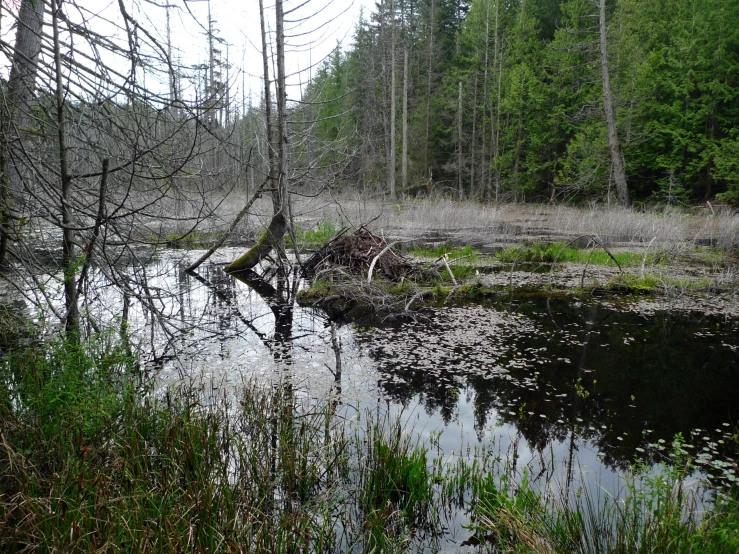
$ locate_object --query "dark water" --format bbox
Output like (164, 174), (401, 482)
(33, 248), (737, 516)
(354, 297), (739, 485)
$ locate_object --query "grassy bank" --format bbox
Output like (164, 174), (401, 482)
(1, 337), (738, 552)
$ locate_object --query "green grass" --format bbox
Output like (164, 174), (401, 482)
(359, 418), (433, 525)
(406, 243), (480, 259)
(288, 220), (339, 249)
(404, 243), (484, 284)
(467, 463), (739, 554)
(496, 241), (652, 267)
(0, 336), (440, 552)
(606, 272), (716, 293)
(2, 336), (737, 552)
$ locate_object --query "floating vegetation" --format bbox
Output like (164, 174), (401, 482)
(354, 297), (739, 487)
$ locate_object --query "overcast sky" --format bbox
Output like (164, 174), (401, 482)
(0, 0), (374, 108)
(167, 0), (374, 105)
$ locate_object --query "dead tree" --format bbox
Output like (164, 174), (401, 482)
(0, 0), (236, 342)
(226, 0), (289, 272)
(598, 0), (630, 206)
(0, 0), (46, 266)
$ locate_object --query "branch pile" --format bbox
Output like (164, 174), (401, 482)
(302, 227), (412, 281)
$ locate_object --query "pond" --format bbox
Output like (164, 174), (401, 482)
(130, 249), (735, 453)
(20, 246), (739, 548)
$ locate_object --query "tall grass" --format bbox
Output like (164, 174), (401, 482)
(494, 241), (648, 266)
(300, 194), (738, 252)
(463, 446), (739, 554)
(0, 337), (442, 552)
(1, 336), (737, 552)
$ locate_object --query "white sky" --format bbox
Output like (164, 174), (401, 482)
(0, 0), (374, 108)
(163, 0), (374, 105)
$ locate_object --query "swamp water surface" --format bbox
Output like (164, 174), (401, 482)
(29, 247), (739, 549)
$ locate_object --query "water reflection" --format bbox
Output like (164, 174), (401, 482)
(353, 296), (738, 483)
(69, 251), (738, 488)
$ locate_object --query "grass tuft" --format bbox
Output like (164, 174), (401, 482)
(289, 220), (339, 249)
(495, 240), (651, 267)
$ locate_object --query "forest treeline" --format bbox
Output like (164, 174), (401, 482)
(299, 0), (739, 205)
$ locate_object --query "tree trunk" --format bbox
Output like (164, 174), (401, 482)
(599, 0), (629, 207)
(52, 3), (80, 338)
(389, 0), (397, 200)
(226, 0), (287, 272)
(471, 71), (478, 198)
(481, 0), (491, 201)
(273, 0), (289, 250)
(424, 0), (435, 179)
(379, 3), (391, 196)
(492, 0), (502, 202)
(0, 0), (46, 266)
(402, 47), (409, 196)
(458, 81), (464, 201)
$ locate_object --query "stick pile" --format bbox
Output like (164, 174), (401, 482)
(303, 227), (412, 281)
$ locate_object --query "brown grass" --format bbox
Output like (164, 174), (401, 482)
(291, 194), (738, 251)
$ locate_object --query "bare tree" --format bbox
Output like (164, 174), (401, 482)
(0, 0), (243, 344)
(226, 0), (288, 272)
(458, 80), (464, 201)
(0, 0), (46, 266)
(598, 0), (629, 206)
(401, 47), (408, 196)
(389, 0), (397, 200)
(50, 1), (79, 336)
(424, 0), (435, 179)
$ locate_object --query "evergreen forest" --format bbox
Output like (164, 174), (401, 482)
(300, 0), (739, 205)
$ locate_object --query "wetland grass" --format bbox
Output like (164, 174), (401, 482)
(495, 241), (648, 267)
(0, 337), (440, 552)
(468, 466), (739, 554)
(1, 336), (737, 552)
(288, 220), (340, 250)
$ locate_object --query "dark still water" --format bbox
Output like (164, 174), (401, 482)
(112, 251), (738, 493)
(354, 298), (738, 484)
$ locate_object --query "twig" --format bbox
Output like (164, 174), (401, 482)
(641, 236), (657, 278)
(367, 241), (399, 284)
(591, 235), (623, 273)
(581, 244), (595, 290)
(442, 253), (457, 286)
(405, 289), (434, 311)
(76, 158), (109, 297)
(328, 322), (341, 379)
(440, 252), (482, 264)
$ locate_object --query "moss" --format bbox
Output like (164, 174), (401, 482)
(226, 214), (286, 272)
